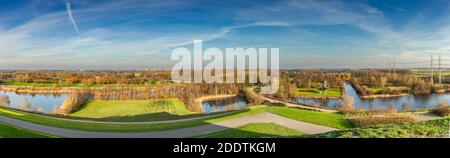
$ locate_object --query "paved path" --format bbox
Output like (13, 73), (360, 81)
(0, 112), (336, 138)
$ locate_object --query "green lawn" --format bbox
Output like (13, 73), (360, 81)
(368, 87), (383, 93)
(267, 107), (353, 129)
(0, 106), (351, 132)
(304, 117), (449, 138)
(70, 99), (197, 122)
(0, 122), (54, 138)
(297, 88), (342, 97)
(196, 123), (304, 138)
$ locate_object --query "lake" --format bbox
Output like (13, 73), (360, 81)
(294, 83), (450, 110)
(202, 96), (247, 114)
(0, 90), (68, 113)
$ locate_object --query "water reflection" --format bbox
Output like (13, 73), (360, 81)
(202, 96), (247, 114)
(295, 83), (450, 110)
(0, 90), (67, 113)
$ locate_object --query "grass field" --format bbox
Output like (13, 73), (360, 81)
(196, 123), (304, 138)
(0, 122), (54, 138)
(305, 117), (449, 138)
(297, 88), (342, 97)
(267, 107), (353, 129)
(0, 106), (351, 132)
(413, 71), (450, 78)
(70, 99), (196, 121)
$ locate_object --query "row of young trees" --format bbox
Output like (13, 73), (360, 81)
(0, 70), (172, 85)
(352, 70), (433, 94)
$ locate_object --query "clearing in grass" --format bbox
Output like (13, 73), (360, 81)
(297, 88), (341, 97)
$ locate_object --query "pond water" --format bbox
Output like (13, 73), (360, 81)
(294, 83), (450, 110)
(0, 90), (68, 113)
(202, 96), (247, 114)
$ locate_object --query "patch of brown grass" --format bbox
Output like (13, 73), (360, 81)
(349, 116), (417, 127)
(432, 104), (450, 117)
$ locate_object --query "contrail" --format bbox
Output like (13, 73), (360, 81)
(66, 0), (79, 34)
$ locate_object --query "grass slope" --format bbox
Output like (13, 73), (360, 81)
(196, 123), (304, 138)
(305, 118), (449, 138)
(267, 107), (353, 129)
(0, 106), (265, 132)
(0, 122), (53, 138)
(70, 99), (195, 121)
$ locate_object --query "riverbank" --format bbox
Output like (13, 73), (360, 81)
(0, 85), (73, 94)
(360, 93), (410, 99)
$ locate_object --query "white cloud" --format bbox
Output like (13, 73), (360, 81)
(66, 0), (79, 34)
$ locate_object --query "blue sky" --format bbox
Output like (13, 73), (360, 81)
(0, 0), (449, 69)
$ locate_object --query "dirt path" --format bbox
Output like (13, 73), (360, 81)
(0, 112), (336, 138)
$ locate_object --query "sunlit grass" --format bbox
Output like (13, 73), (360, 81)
(196, 123), (304, 138)
(297, 88), (341, 97)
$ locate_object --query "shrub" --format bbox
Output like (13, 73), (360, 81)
(366, 109), (397, 115)
(0, 95), (10, 106)
(338, 95), (365, 115)
(268, 102), (287, 107)
(339, 107), (365, 115)
(380, 88), (401, 95)
(52, 92), (91, 115)
(432, 103), (450, 116)
(242, 88), (264, 105)
(349, 116), (417, 127)
(260, 100), (286, 107)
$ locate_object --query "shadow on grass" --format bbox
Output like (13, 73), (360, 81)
(1, 106), (252, 123)
(66, 109), (251, 122)
(86, 112), (215, 122)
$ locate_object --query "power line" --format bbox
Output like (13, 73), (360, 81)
(439, 54), (442, 85)
(431, 54), (434, 85)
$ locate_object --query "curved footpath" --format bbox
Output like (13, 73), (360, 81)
(0, 112), (336, 138)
